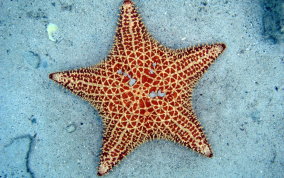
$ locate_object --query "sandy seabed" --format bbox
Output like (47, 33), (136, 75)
(0, 0), (283, 177)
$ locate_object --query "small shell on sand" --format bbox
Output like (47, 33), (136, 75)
(47, 23), (58, 42)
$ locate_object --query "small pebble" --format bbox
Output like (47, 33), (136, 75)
(66, 123), (76, 133)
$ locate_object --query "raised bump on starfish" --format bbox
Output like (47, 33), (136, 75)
(49, 0), (226, 176)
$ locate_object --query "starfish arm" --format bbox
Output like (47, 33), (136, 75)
(161, 43), (226, 88)
(49, 65), (127, 107)
(161, 105), (213, 157)
(110, 0), (155, 58)
(98, 118), (145, 176)
(182, 43), (226, 83)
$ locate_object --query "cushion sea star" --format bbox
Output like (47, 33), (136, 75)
(49, 0), (226, 176)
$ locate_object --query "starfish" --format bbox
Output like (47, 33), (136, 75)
(49, 0), (226, 176)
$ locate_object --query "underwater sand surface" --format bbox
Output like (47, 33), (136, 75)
(0, 0), (283, 177)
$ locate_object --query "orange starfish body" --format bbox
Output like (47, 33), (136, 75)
(49, 0), (226, 176)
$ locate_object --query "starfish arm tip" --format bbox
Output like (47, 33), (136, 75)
(49, 72), (65, 84)
(202, 144), (213, 158)
(97, 164), (109, 176)
(219, 43), (226, 51)
(123, 0), (133, 4)
(214, 43), (226, 54)
(49, 73), (54, 79)
(49, 72), (58, 81)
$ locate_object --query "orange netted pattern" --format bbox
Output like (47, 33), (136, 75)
(49, 0), (226, 176)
